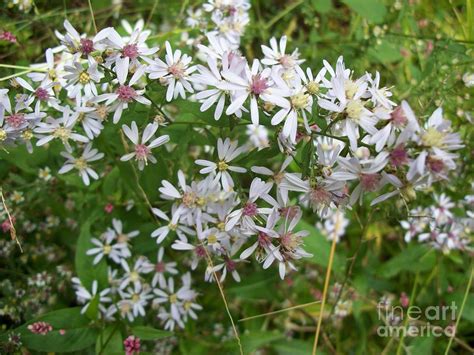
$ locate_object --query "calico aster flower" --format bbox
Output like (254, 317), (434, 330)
(94, 65), (151, 123)
(195, 137), (247, 191)
(146, 41), (196, 101)
(261, 36), (304, 70)
(120, 121), (169, 170)
(59, 143), (104, 185)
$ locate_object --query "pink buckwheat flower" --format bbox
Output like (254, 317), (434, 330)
(124, 335), (140, 355)
(27, 321), (53, 335)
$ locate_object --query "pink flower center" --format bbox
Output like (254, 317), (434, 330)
(134, 144), (150, 160)
(195, 245), (206, 258)
(310, 187), (331, 205)
(279, 206), (300, 219)
(168, 62), (185, 78)
(360, 173), (380, 191)
(6, 113), (25, 129)
(116, 85), (136, 102)
(225, 258), (236, 271)
(80, 38), (94, 55)
(242, 202), (258, 217)
(155, 262), (165, 273)
(123, 44), (139, 59)
(279, 55), (295, 68)
(258, 231), (271, 247)
(390, 144), (408, 167)
(391, 106), (407, 127)
(35, 88), (49, 101)
(250, 74), (268, 95)
(427, 156), (444, 173)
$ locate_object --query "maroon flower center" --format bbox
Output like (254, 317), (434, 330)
(279, 206), (300, 219)
(134, 144), (150, 159)
(242, 202), (258, 217)
(195, 245), (206, 258)
(116, 85), (136, 102)
(155, 262), (165, 273)
(6, 113), (25, 129)
(310, 187), (331, 205)
(257, 231), (271, 247)
(225, 259), (236, 271)
(250, 74), (268, 95)
(35, 88), (49, 101)
(390, 144), (408, 167)
(360, 173), (380, 191)
(80, 38), (94, 55)
(123, 44), (139, 59)
(390, 106), (407, 127)
(427, 156), (444, 173)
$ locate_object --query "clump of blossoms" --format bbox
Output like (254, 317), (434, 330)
(401, 193), (473, 253)
(0, 0), (469, 339)
(73, 219), (201, 331)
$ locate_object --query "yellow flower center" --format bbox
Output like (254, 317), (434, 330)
(129, 271), (139, 281)
(74, 158), (88, 170)
(21, 129), (33, 140)
(168, 223), (177, 231)
(53, 127), (71, 142)
(207, 234), (218, 244)
(0, 129), (7, 141)
(346, 100), (364, 121)
(290, 92), (310, 109)
(132, 293), (140, 302)
(217, 160), (229, 171)
(103, 244), (112, 255)
(307, 81), (320, 95)
(344, 79), (359, 99)
(216, 221), (226, 231)
(421, 127), (445, 148)
(169, 294), (178, 303)
(79, 71), (90, 84)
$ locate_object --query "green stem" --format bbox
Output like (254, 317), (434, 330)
(444, 264), (474, 355)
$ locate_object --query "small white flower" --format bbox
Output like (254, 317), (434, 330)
(120, 121), (169, 170)
(59, 143), (104, 185)
(195, 137), (247, 191)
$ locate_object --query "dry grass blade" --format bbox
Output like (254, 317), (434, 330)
(239, 300), (321, 322)
(0, 190), (23, 253)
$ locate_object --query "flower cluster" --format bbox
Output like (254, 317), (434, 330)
(74, 219), (201, 331)
(401, 193), (473, 253)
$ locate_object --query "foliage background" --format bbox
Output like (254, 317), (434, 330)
(0, 0), (473, 354)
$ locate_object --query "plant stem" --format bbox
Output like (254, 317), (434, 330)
(444, 264), (474, 355)
(312, 235), (338, 355)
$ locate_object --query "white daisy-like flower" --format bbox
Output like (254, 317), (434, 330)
(94, 65), (151, 123)
(195, 137), (247, 191)
(261, 36), (304, 69)
(63, 60), (103, 100)
(120, 121), (169, 170)
(86, 229), (127, 264)
(72, 278), (112, 314)
(34, 106), (89, 149)
(146, 41), (196, 101)
(59, 143), (104, 185)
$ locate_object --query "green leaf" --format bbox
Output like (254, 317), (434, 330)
(342, 0), (386, 23)
(311, 0), (332, 14)
(272, 339), (313, 355)
(225, 331), (284, 353)
(130, 326), (173, 340)
(95, 325), (123, 355)
(296, 219), (344, 276)
(0, 308), (97, 353)
(84, 294), (100, 320)
(378, 245), (436, 278)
